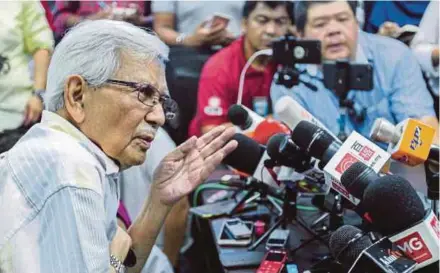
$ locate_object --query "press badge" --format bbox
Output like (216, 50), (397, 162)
(252, 96), (269, 117)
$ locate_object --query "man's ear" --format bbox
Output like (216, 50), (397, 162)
(63, 75), (88, 124)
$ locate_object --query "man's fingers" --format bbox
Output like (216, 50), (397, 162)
(200, 140), (238, 180)
(196, 125), (226, 150)
(199, 127), (236, 159)
(168, 136), (197, 160)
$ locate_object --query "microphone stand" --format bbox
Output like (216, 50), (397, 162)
(424, 161), (439, 217)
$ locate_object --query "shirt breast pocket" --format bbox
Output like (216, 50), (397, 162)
(364, 97), (396, 127)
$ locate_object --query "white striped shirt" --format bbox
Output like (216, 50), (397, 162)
(0, 110), (120, 273)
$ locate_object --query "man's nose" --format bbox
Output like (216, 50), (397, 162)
(326, 20), (342, 36)
(144, 105), (165, 128)
(264, 20), (277, 35)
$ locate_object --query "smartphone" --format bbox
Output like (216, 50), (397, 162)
(256, 250), (288, 273)
(217, 220), (254, 246)
(220, 251), (265, 268)
(225, 218), (252, 239)
(205, 13), (231, 29)
(323, 61), (373, 92)
(266, 229), (290, 250)
(272, 37), (322, 65)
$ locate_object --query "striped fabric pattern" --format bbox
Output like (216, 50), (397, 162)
(0, 111), (120, 273)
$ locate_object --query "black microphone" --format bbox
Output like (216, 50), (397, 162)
(290, 120), (341, 169)
(329, 225), (417, 273)
(222, 133), (265, 175)
(340, 162), (379, 200)
(266, 133), (312, 171)
(362, 175), (439, 269)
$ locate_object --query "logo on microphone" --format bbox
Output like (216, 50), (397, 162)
(394, 232), (432, 263)
(430, 216), (440, 239)
(335, 153), (358, 174)
(410, 126), (423, 150)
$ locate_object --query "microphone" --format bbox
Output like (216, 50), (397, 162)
(362, 175), (440, 269)
(252, 118), (290, 145)
(370, 118), (437, 166)
(291, 121), (390, 205)
(274, 96), (340, 141)
(329, 225), (417, 273)
(222, 133), (278, 187)
(340, 162), (380, 200)
(228, 104), (264, 134)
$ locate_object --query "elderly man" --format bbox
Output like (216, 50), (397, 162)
(0, 19), (237, 273)
(271, 0), (438, 139)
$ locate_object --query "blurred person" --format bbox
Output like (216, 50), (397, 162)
(189, 1), (294, 136)
(120, 127), (192, 271)
(365, 1), (429, 36)
(53, 1), (151, 42)
(271, 1), (438, 140)
(152, 1), (245, 48)
(0, 19), (237, 273)
(411, 1), (439, 98)
(0, 2), (53, 152)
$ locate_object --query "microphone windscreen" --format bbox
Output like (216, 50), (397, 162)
(228, 104), (249, 127)
(340, 162), (379, 199)
(222, 133), (265, 174)
(329, 225), (373, 266)
(266, 133), (288, 160)
(363, 175), (425, 235)
(291, 121), (333, 159)
(253, 119), (290, 145)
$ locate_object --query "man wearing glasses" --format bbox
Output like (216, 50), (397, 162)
(0, 19), (237, 273)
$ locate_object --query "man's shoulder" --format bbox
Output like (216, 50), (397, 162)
(361, 31), (411, 61)
(7, 124), (105, 193)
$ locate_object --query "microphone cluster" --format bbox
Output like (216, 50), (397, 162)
(221, 96), (439, 272)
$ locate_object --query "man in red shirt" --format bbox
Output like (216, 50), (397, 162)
(189, 1), (294, 136)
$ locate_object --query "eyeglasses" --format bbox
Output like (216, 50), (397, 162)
(105, 79), (178, 121)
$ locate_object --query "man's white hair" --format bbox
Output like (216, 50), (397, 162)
(44, 19), (169, 112)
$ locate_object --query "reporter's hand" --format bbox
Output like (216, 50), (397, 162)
(184, 20), (228, 47)
(23, 95), (43, 126)
(378, 21), (400, 37)
(110, 226), (133, 262)
(151, 126), (237, 206)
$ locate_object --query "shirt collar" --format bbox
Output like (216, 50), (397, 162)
(41, 110), (120, 175)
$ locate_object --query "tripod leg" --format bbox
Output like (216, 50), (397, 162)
(248, 217), (283, 251)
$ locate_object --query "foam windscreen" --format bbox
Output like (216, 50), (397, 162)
(291, 121), (333, 159)
(340, 162), (379, 199)
(363, 175), (425, 235)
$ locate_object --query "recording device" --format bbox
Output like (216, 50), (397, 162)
(224, 218), (252, 239)
(271, 35), (321, 89)
(323, 61), (374, 94)
(222, 134), (278, 187)
(361, 175), (440, 269)
(228, 104), (290, 145)
(218, 220), (254, 246)
(266, 229), (290, 250)
(272, 36), (321, 65)
(274, 96), (341, 141)
(228, 104), (264, 134)
(370, 118), (437, 166)
(329, 225), (417, 273)
(340, 162), (379, 200)
(256, 249), (288, 273)
(220, 251), (266, 268)
(290, 121), (390, 204)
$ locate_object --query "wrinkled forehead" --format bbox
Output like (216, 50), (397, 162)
(114, 51), (168, 95)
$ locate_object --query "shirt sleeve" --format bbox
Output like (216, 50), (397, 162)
(151, 0), (176, 13)
(410, 1), (439, 76)
(19, 2), (54, 55)
(195, 64), (233, 129)
(389, 47), (436, 122)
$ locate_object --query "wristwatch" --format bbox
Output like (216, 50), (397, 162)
(110, 254), (126, 273)
(32, 88), (45, 102)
